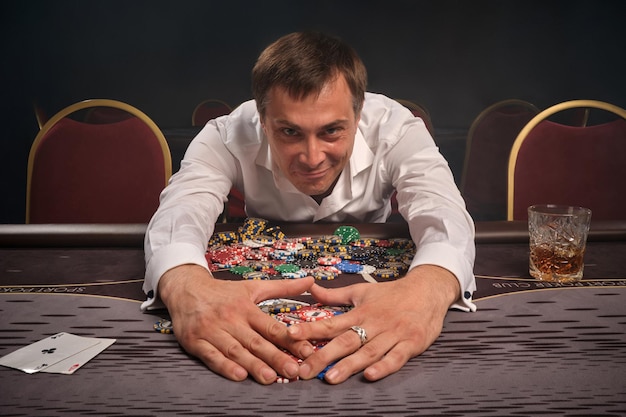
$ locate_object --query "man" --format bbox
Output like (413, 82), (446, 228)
(143, 31), (476, 385)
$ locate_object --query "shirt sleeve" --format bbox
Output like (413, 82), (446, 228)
(385, 116), (477, 312)
(141, 119), (237, 310)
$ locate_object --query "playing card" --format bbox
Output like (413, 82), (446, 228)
(40, 337), (116, 374)
(0, 332), (104, 374)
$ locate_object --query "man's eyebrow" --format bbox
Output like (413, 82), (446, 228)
(321, 119), (350, 129)
(274, 119), (299, 128)
(273, 119), (349, 130)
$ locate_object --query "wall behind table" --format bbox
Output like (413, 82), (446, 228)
(2, 0), (625, 223)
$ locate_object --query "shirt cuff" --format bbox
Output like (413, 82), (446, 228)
(141, 242), (209, 311)
(409, 242), (477, 312)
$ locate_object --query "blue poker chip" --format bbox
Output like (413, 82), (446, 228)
(336, 261), (363, 274)
(317, 361), (337, 380)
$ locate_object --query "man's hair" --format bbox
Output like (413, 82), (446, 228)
(252, 31), (367, 119)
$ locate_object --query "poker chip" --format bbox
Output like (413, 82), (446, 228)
(348, 246), (369, 261)
(264, 226), (286, 240)
(328, 244), (350, 254)
(385, 261), (408, 273)
(291, 258), (317, 269)
(271, 249), (296, 261)
(388, 238), (414, 249)
(275, 311), (303, 325)
(254, 235), (276, 245)
(317, 256), (341, 266)
(275, 375), (299, 383)
(273, 239), (304, 251)
(154, 318), (174, 334)
(281, 269), (308, 279)
(242, 239), (265, 248)
(295, 248), (317, 259)
(373, 268), (400, 279)
(311, 268), (337, 280)
(360, 264), (376, 274)
(314, 235), (342, 245)
(351, 237), (379, 247)
(306, 241), (329, 252)
(376, 239), (392, 247)
(336, 260), (363, 274)
(296, 306), (334, 322)
(274, 264), (301, 273)
(333, 225), (360, 244)
(209, 230), (240, 246)
(242, 271), (270, 280)
(265, 300), (304, 314)
(317, 362), (336, 380)
(229, 265), (254, 275)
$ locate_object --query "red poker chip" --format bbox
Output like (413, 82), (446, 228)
(295, 306), (334, 322)
(275, 311), (304, 325)
(317, 256), (341, 266)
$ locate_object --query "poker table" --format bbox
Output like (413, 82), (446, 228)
(1, 221), (625, 416)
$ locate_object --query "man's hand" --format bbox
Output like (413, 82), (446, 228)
(158, 264), (315, 384)
(288, 264), (460, 384)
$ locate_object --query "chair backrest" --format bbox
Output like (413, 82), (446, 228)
(507, 99), (626, 221)
(26, 99), (172, 224)
(394, 99), (434, 135)
(191, 99), (232, 126)
(461, 99), (540, 221)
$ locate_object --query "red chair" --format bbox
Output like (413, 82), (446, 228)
(26, 99), (172, 224)
(507, 100), (626, 221)
(461, 99), (540, 221)
(225, 188), (246, 221)
(191, 99), (232, 127)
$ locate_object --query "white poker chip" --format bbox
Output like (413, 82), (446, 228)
(360, 264), (376, 274)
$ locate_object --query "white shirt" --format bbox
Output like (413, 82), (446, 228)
(142, 93), (476, 312)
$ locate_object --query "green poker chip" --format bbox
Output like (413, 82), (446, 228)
(333, 225), (360, 244)
(274, 263), (301, 273)
(230, 265), (254, 275)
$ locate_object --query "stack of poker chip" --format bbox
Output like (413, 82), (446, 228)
(208, 219), (417, 284)
(208, 230), (241, 246)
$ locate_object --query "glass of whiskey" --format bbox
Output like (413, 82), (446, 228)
(528, 204), (592, 282)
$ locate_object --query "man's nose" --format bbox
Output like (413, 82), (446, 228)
(299, 136), (325, 167)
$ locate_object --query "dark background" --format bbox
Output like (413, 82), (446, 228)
(2, 0), (624, 224)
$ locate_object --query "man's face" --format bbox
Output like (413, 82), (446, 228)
(261, 75), (359, 198)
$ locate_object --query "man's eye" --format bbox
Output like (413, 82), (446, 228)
(282, 128), (298, 136)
